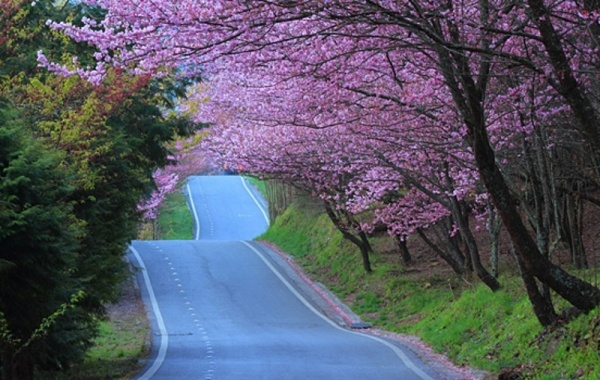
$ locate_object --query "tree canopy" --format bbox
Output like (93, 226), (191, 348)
(46, 0), (600, 326)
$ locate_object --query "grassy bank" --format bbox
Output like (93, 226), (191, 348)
(58, 178), (599, 379)
(155, 189), (194, 240)
(260, 196), (600, 379)
(137, 188), (194, 240)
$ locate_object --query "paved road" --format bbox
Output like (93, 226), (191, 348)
(185, 176), (269, 240)
(130, 175), (441, 379)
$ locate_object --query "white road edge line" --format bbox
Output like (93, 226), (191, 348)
(187, 183), (201, 240)
(130, 246), (169, 380)
(242, 241), (435, 380)
(240, 176), (270, 225)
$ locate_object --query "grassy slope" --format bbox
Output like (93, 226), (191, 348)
(44, 277), (150, 380)
(260, 198), (600, 379)
(155, 189), (194, 240)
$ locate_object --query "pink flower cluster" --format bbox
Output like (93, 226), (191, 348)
(45, 0), (600, 236)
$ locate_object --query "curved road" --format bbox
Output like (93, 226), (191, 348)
(129, 175), (442, 379)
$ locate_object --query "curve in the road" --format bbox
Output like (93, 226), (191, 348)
(135, 176), (269, 380)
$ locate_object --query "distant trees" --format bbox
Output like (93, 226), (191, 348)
(41, 0), (600, 326)
(0, 2), (195, 378)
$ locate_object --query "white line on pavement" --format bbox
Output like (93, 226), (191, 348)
(130, 246), (169, 380)
(187, 182), (201, 240)
(240, 176), (270, 225)
(242, 241), (435, 380)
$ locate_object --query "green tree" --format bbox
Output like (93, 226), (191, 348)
(0, 105), (86, 380)
(0, 1), (197, 377)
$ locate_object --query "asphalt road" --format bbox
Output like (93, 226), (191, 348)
(185, 176), (269, 240)
(129, 175), (442, 379)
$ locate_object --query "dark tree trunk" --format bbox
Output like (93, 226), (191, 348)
(357, 230), (374, 273)
(487, 201), (502, 278)
(395, 235), (412, 266)
(511, 245), (558, 326)
(527, 0), (600, 159)
(323, 202), (373, 273)
(449, 196), (501, 291)
(416, 227), (467, 276)
(432, 31), (600, 323)
(563, 190), (588, 269)
(470, 116), (600, 313)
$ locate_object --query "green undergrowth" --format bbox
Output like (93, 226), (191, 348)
(55, 185), (193, 379)
(246, 176), (267, 197)
(259, 198), (600, 379)
(40, 278), (150, 380)
(46, 320), (148, 380)
(155, 189), (194, 240)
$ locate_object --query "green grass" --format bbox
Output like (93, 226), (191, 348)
(43, 277), (150, 380)
(48, 319), (149, 380)
(156, 189), (194, 240)
(259, 197), (600, 379)
(139, 179), (600, 378)
(246, 176), (267, 197)
(140, 181), (600, 379)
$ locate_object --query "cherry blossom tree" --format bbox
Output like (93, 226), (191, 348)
(43, 0), (600, 325)
(137, 167), (179, 220)
(197, 66), (501, 289)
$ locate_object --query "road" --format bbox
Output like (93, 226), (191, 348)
(185, 176), (269, 240)
(129, 175), (442, 379)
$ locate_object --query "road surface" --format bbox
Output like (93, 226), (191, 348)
(129, 175), (443, 379)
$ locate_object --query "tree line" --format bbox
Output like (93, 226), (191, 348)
(0, 1), (196, 379)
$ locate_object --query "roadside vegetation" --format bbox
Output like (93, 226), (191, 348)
(37, 185), (193, 380)
(139, 190), (195, 240)
(155, 191), (195, 240)
(0, 2), (195, 379)
(5, 0), (600, 378)
(139, 181), (600, 378)
(53, 175), (599, 379)
(260, 195), (600, 379)
(38, 277), (150, 380)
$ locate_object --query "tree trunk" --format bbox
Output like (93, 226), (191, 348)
(323, 202), (373, 273)
(487, 201), (502, 278)
(564, 191), (588, 269)
(395, 235), (412, 266)
(357, 230), (374, 273)
(433, 33), (600, 322)
(471, 116), (600, 313)
(265, 180), (295, 222)
(450, 196), (501, 291)
(511, 244), (558, 326)
(416, 227), (467, 277)
(527, 0), (600, 160)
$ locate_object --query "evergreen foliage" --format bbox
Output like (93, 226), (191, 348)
(0, 106), (86, 379)
(0, 2), (196, 378)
